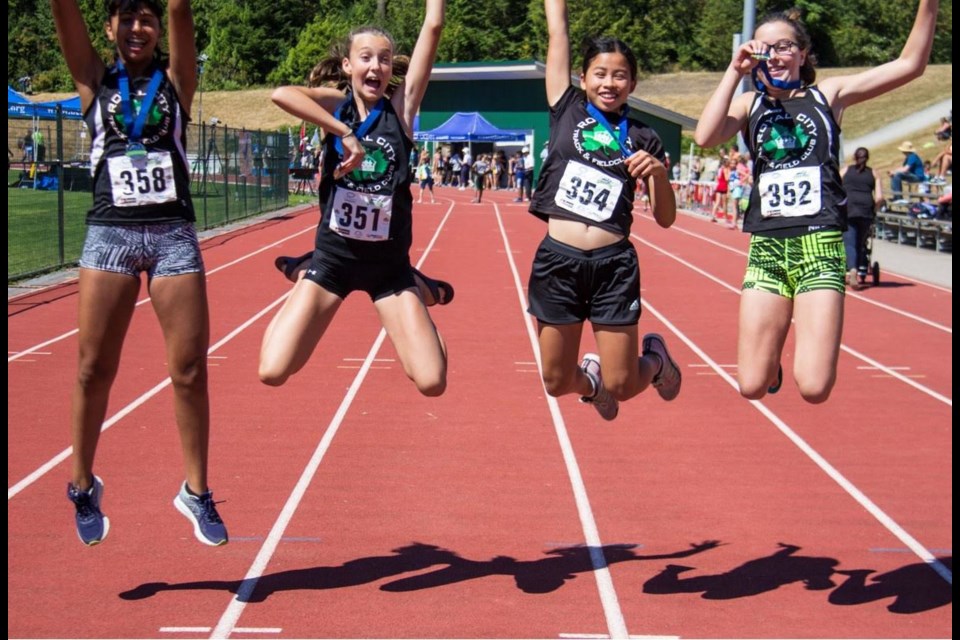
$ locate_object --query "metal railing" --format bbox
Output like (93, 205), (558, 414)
(8, 112), (292, 281)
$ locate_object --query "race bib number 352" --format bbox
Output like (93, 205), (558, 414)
(758, 166), (822, 218)
(329, 188), (393, 241)
(107, 151), (176, 207)
(554, 161), (623, 222)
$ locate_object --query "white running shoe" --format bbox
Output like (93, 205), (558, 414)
(578, 353), (619, 421)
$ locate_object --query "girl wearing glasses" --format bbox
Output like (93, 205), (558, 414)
(695, 0), (939, 403)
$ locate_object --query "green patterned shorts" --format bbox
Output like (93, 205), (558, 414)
(742, 230), (846, 298)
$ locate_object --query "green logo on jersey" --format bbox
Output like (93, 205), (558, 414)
(115, 99), (164, 129)
(762, 122), (810, 162)
(350, 148), (389, 181)
(582, 125), (620, 153)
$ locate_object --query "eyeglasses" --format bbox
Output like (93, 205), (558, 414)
(766, 40), (799, 56)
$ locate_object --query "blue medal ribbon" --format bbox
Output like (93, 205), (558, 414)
(333, 96), (386, 157)
(585, 102), (630, 152)
(117, 62), (164, 157)
(751, 61), (803, 95)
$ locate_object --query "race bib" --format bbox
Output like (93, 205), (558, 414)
(107, 151), (177, 207)
(329, 188), (393, 241)
(758, 166), (822, 218)
(554, 160), (623, 222)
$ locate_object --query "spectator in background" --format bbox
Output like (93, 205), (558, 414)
(513, 148), (530, 201)
(459, 146), (472, 190)
(711, 156), (732, 226)
(540, 141), (549, 163)
(32, 128), (46, 163)
(929, 141), (951, 184)
(21, 132), (33, 164)
(889, 141), (925, 202)
(841, 147), (883, 290)
(934, 116), (951, 141)
(470, 152), (490, 203)
(522, 145), (535, 199)
(416, 149), (436, 204)
(450, 149), (462, 187)
(936, 184), (951, 219)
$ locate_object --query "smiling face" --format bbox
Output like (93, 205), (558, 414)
(580, 51), (636, 113)
(342, 32), (394, 105)
(105, 5), (162, 73)
(754, 21), (806, 87)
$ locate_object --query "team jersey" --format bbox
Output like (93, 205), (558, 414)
(744, 86), (846, 234)
(317, 93), (414, 262)
(85, 62), (194, 225)
(530, 86), (665, 236)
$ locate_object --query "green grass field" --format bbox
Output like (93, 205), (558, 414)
(7, 169), (290, 281)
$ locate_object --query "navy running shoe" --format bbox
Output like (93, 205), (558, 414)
(174, 482), (228, 546)
(67, 475), (109, 546)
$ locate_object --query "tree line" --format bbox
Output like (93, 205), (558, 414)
(8, 0), (953, 93)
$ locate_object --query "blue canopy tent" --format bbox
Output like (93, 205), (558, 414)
(414, 112), (526, 143)
(9, 87), (86, 191)
(8, 87), (83, 119)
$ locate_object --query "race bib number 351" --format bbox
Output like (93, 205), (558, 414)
(554, 161), (623, 222)
(329, 188), (393, 241)
(107, 151), (176, 207)
(758, 166), (822, 218)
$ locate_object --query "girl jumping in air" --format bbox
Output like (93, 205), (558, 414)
(525, 0), (682, 421)
(53, 0), (227, 546)
(260, 0), (450, 396)
(695, 0), (938, 402)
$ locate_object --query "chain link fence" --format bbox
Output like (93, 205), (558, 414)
(8, 113), (292, 282)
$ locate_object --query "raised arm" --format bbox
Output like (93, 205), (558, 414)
(272, 85), (364, 178)
(400, 0), (445, 134)
(165, 0), (198, 114)
(820, 0), (939, 116)
(694, 41), (758, 148)
(50, 0), (104, 112)
(544, 0), (571, 106)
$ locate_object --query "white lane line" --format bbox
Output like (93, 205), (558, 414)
(7, 224), (316, 363)
(638, 296), (952, 586)
(494, 203), (629, 640)
(632, 233), (952, 407)
(8, 294), (289, 500)
(643, 214), (952, 332)
(210, 201), (456, 639)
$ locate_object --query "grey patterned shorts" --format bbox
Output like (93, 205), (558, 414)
(80, 222), (204, 279)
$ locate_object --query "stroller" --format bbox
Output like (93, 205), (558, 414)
(848, 217), (881, 289)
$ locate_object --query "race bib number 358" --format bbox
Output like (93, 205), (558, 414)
(107, 152), (176, 207)
(329, 188), (393, 241)
(554, 161), (623, 222)
(758, 166), (822, 218)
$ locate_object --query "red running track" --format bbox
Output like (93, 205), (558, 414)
(8, 188), (951, 638)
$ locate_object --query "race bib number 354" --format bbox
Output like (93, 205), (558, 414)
(329, 188), (393, 241)
(107, 151), (176, 207)
(554, 161), (623, 222)
(758, 166), (822, 218)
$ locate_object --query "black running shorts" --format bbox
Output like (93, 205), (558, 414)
(527, 235), (641, 326)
